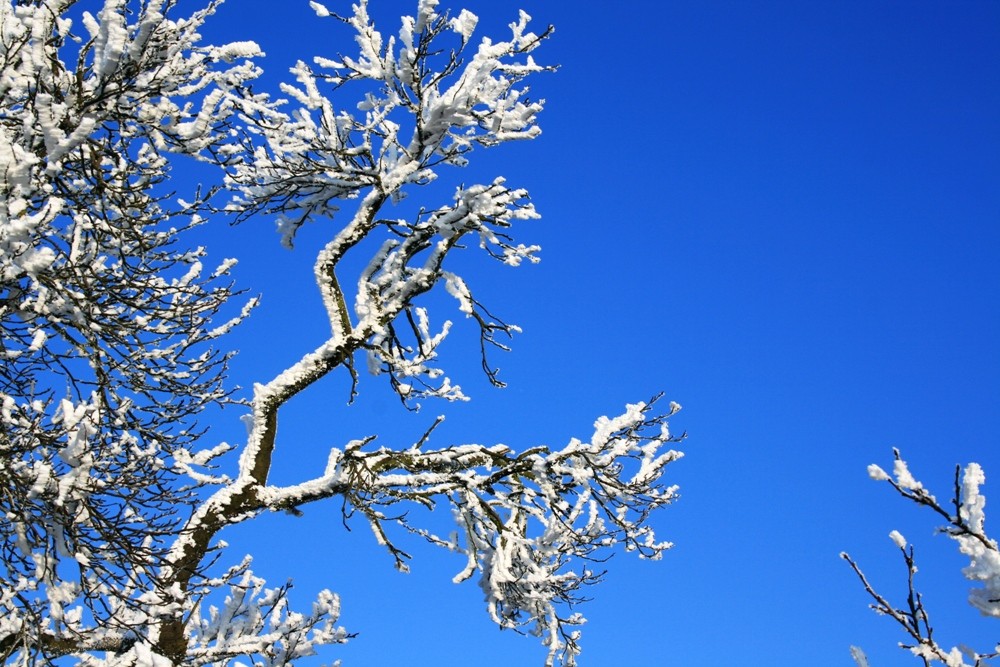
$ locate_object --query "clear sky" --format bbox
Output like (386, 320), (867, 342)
(194, 1), (1000, 665)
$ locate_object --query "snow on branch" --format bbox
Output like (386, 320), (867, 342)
(0, 0), (262, 662)
(843, 451), (1000, 667)
(0, 2), (683, 666)
(255, 398), (684, 667)
(227, 0), (554, 248)
(355, 179), (540, 403)
(184, 557), (351, 667)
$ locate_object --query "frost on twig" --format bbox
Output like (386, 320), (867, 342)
(843, 450), (1000, 667)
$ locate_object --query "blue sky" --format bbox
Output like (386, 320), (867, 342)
(196, 1), (1000, 665)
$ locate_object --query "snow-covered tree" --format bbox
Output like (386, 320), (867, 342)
(0, 2), (684, 666)
(843, 451), (1000, 667)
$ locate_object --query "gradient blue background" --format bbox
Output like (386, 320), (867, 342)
(193, 1), (1000, 665)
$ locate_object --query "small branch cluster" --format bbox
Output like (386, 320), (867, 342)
(843, 450), (1000, 667)
(184, 556), (351, 667)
